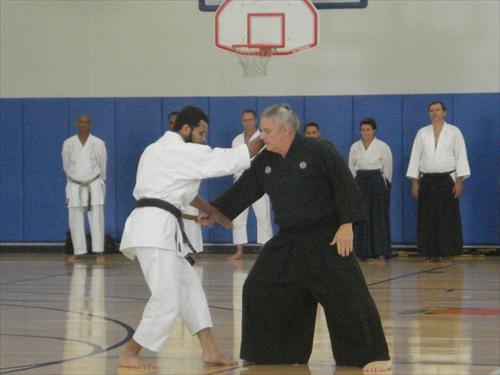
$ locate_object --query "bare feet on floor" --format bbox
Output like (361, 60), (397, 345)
(202, 350), (236, 366)
(117, 350), (156, 370)
(363, 360), (392, 372)
(228, 251), (243, 261)
(66, 255), (84, 263)
(96, 254), (106, 263)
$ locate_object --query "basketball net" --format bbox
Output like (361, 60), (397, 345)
(235, 46), (276, 78)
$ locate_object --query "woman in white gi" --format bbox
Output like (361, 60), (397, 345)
(118, 106), (264, 369)
(349, 118), (393, 261)
(229, 109), (273, 260)
(62, 115), (107, 263)
(406, 101), (470, 262)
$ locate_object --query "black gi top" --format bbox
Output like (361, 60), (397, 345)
(212, 134), (365, 231)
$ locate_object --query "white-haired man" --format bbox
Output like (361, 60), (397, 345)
(212, 104), (391, 372)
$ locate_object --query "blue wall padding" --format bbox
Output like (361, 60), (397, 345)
(304, 96), (354, 157)
(0, 93), (498, 245)
(0, 100), (24, 240)
(453, 94), (499, 244)
(22, 99), (68, 241)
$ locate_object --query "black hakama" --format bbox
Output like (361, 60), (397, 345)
(240, 220), (390, 366)
(418, 172), (463, 257)
(354, 170), (391, 259)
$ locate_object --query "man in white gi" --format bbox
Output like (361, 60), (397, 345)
(229, 109), (273, 260)
(168, 110), (204, 253)
(62, 115), (107, 263)
(117, 106), (264, 369)
(407, 101), (470, 262)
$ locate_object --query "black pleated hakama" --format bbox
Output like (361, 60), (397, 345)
(354, 170), (392, 259)
(418, 172), (463, 258)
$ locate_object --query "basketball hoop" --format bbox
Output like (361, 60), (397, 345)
(215, 0), (319, 78)
(234, 46), (276, 78)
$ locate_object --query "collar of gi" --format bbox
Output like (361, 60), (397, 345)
(164, 130), (184, 143)
(284, 133), (304, 158)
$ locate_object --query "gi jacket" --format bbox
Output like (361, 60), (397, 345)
(120, 131), (251, 260)
(213, 134), (365, 232)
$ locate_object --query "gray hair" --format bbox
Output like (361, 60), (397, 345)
(261, 104), (300, 132)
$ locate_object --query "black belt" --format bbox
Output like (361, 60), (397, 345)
(421, 170), (455, 178)
(136, 198), (198, 266)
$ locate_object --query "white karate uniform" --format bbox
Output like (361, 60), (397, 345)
(231, 130), (273, 245)
(348, 138), (393, 183)
(406, 122), (471, 181)
(62, 134), (107, 255)
(120, 131), (251, 352)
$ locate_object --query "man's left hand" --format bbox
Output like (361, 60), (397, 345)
(330, 223), (353, 257)
(452, 181), (463, 198)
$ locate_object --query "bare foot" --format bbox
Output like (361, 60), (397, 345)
(95, 254), (106, 264)
(202, 350), (236, 366)
(363, 360), (391, 372)
(118, 350), (156, 370)
(66, 255), (84, 263)
(228, 253), (243, 261)
(375, 256), (386, 264)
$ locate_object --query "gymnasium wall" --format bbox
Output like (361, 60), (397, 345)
(1, 93), (499, 245)
(1, 1), (498, 244)
(1, 1), (499, 97)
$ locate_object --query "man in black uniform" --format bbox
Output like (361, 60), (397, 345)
(212, 104), (391, 372)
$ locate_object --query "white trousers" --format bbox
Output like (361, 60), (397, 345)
(133, 247), (213, 352)
(68, 205), (104, 255)
(232, 194), (273, 245)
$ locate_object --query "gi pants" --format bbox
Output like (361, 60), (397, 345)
(68, 205), (104, 255)
(233, 194), (273, 245)
(240, 220), (390, 367)
(418, 172), (463, 257)
(133, 247), (212, 352)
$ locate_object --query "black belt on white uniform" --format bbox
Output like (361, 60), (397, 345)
(68, 174), (100, 211)
(136, 198), (198, 266)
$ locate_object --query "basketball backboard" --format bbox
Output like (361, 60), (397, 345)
(215, 0), (318, 56)
(200, 0), (367, 12)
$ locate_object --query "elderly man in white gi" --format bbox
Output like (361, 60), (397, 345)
(229, 109), (273, 260)
(62, 115), (107, 263)
(407, 101), (470, 262)
(118, 106), (264, 370)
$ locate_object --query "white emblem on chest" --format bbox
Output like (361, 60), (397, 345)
(299, 161), (307, 169)
(264, 166), (272, 174)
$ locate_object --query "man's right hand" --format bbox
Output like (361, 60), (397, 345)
(200, 210), (233, 229)
(411, 180), (419, 199)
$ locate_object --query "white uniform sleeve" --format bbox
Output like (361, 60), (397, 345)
(348, 144), (356, 177)
(406, 131), (422, 180)
(62, 141), (70, 177)
(382, 143), (393, 183)
(99, 141), (107, 181)
(454, 129), (470, 179)
(178, 144), (251, 180)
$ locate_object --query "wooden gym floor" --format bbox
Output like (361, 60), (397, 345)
(0, 253), (499, 375)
